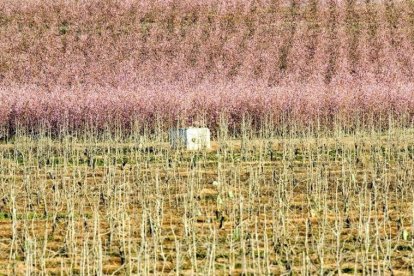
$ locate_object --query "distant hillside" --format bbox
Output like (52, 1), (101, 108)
(1, 0), (413, 87)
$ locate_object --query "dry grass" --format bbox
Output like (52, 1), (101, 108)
(0, 124), (413, 275)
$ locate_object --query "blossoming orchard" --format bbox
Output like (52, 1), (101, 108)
(0, 0), (413, 274)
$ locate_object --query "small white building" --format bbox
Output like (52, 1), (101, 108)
(170, 127), (211, 150)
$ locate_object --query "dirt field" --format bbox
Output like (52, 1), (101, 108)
(0, 128), (413, 275)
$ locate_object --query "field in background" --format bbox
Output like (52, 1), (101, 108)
(0, 123), (413, 274)
(1, 0), (414, 132)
